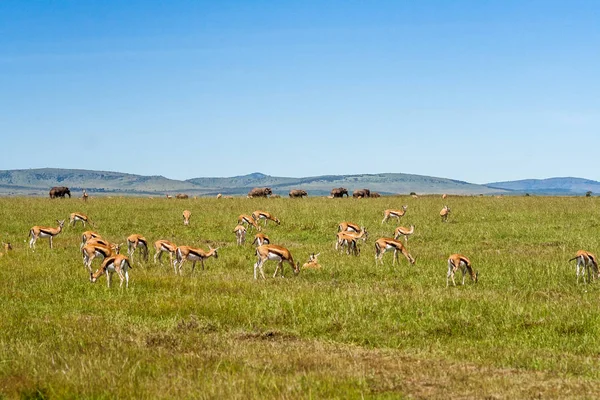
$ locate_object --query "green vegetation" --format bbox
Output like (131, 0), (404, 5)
(1, 195), (600, 398)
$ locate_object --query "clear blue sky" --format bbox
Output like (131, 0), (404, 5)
(1, 1), (598, 183)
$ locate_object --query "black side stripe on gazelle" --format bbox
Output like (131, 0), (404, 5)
(39, 229), (55, 235)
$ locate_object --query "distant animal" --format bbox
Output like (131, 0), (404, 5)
(569, 250), (599, 284)
(247, 187), (272, 198)
(370, 192), (381, 198)
(411, 194), (419, 199)
(127, 234), (149, 264)
(352, 189), (371, 198)
(217, 193), (223, 198)
(174, 245), (219, 274)
(302, 253), (322, 269)
(447, 254), (478, 286)
(253, 244), (300, 280)
(393, 225), (415, 243)
(28, 220), (65, 250)
(82, 189), (89, 202)
(90, 254), (132, 288)
(330, 187), (349, 198)
(69, 212), (91, 228)
(49, 186), (71, 199)
(183, 210), (191, 226)
(252, 233), (270, 247)
(166, 194), (173, 199)
(374, 237), (415, 266)
(381, 206), (408, 224)
(233, 224), (247, 246)
(289, 189), (308, 198)
(440, 205), (451, 222)
(442, 194), (448, 199)
(176, 193), (189, 199)
(251, 210), (280, 226)
(154, 239), (178, 265)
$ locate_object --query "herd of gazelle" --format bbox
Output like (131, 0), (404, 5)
(19, 201), (599, 287)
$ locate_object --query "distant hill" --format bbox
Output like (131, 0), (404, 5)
(486, 177), (600, 195)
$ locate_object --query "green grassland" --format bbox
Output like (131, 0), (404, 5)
(1, 195), (599, 399)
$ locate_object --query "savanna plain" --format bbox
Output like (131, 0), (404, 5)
(1, 195), (600, 399)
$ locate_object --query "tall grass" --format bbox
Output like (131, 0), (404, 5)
(0, 195), (599, 398)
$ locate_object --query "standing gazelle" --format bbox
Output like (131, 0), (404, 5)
(183, 210), (191, 226)
(447, 254), (478, 286)
(393, 225), (415, 243)
(127, 234), (149, 263)
(154, 239), (178, 265)
(374, 237), (415, 266)
(233, 224), (247, 246)
(90, 254), (132, 288)
(440, 206), (451, 222)
(335, 228), (368, 256)
(251, 210), (280, 226)
(569, 250), (599, 284)
(381, 206), (408, 224)
(253, 244), (300, 280)
(69, 212), (92, 228)
(173, 245), (219, 275)
(28, 220), (65, 250)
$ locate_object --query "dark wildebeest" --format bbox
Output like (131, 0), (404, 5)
(175, 194), (189, 199)
(248, 187), (272, 198)
(49, 186), (71, 199)
(330, 187), (349, 198)
(352, 189), (371, 198)
(289, 189), (308, 198)
(370, 192), (381, 198)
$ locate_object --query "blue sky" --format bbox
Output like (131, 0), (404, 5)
(1, 1), (598, 183)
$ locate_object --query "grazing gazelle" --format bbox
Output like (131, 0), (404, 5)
(374, 237), (415, 266)
(253, 244), (300, 280)
(28, 220), (65, 250)
(81, 241), (121, 273)
(69, 212), (92, 228)
(335, 228), (368, 256)
(447, 254), (478, 286)
(233, 224), (247, 246)
(393, 225), (415, 243)
(153, 239), (178, 265)
(80, 230), (102, 249)
(238, 214), (261, 231)
(127, 234), (149, 263)
(183, 210), (191, 226)
(569, 250), (599, 284)
(337, 221), (363, 233)
(302, 252), (322, 269)
(440, 205), (451, 222)
(381, 206), (408, 224)
(252, 232), (270, 247)
(90, 254), (132, 288)
(173, 245), (219, 275)
(251, 210), (280, 226)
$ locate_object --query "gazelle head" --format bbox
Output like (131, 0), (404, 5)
(274, 217), (281, 225)
(3, 242), (12, 251)
(57, 220), (65, 229)
(208, 246), (219, 259)
(293, 262), (300, 275)
(111, 243), (122, 254)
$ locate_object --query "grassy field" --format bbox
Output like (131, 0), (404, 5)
(1, 195), (600, 399)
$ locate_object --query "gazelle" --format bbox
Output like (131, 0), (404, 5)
(173, 245), (219, 274)
(127, 234), (149, 263)
(374, 237), (415, 266)
(0, 242), (13, 257)
(80, 230), (102, 249)
(302, 253), (321, 269)
(569, 250), (599, 284)
(251, 210), (280, 226)
(153, 239), (178, 265)
(337, 221), (363, 233)
(81, 241), (121, 273)
(440, 205), (451, 222)
(28, 220), (65, 250)
(238, 214), (261, 231)
(69, 212), (92, 228)
(336, 228), (368, 256)
(253, 244), (300, 280)
(90, 254), (132, 288)
(393, 225), (415, 243)
(447, 254), (478, 286)
(183, 210), (191, 226)
(233, 224), (247, 246)
(82, 189), (89, 202)
(252, 232), (270, 247)
(381, 206), (408, 224)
